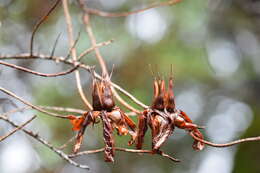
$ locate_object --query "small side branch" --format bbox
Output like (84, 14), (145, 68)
(84, 0), (182, 18)
(0, 87), (69, 119)
(0, 115), (36, 142)
(190, 132), (260, 148)
(0, 60), (79, 77)
(0, 115), (89, 170)
(30, 0), (61, 55)
(77, 39), (114, 61)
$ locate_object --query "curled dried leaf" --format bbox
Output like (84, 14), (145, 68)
(100, 111), (115, 162)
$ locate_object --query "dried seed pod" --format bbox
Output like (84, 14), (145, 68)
(151, 79), (166, 111)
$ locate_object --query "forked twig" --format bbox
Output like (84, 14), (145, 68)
(84, 0), (181, 18)
(190, 132), (260, 148)
(0, 115), (89, 169)
(0, 115), (36, 142)
(0, 53), (149, 110)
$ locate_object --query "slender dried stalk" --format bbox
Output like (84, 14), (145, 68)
(0, 60), (79, 77)
(0, 115), (36, 142)
(190, 132), (260, 148)
(84, 0), (181, 17)
(69, 147), (180, 162)
(39, 105), (85, 114)
(0, 115), (89, 169)
(0, 87), (69, 119)
(62, 0), (92, 110)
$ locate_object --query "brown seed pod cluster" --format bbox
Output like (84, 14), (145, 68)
(68, 72), (204, 162)
(68, 73), (136, 162)
(136, 76), (204, 152)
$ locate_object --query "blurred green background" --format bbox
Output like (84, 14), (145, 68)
(0, 0), (260, 173)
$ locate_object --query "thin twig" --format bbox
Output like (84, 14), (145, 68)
(30, 0), (61, 55)
(0, 87), (69, 119)
(0, 115), (36, 142)
(78, 0), (145, 114)
(39, 105), (85, 114)
(69, 147), (180, 162)
(58, 135), (77, 150)
(77, 39), (114, 61)
(50, 33), (62, 58)
(2, 106), (29, 117)
(84, 0), (181, 17)
(62, 0), (92, 110)
(65, 31), (81, 60)
(190, 132), (260, 148)
(0, 60), (80, 77)
(0, 115), (89, 169)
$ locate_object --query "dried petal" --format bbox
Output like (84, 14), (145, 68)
(136, 112), (148, 149)
(73, 112), (93, 153)
(67, 115), (85, 131)
(120, 110), (136, 131)
(151, 115), (173, 151)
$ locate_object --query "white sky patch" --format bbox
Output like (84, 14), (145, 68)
(126, 9), (167, 44)
(176, 87), (204, 121)
(196, 148), (234, 173)
(0, 137), (40, 173)
(235, 29), (260, 74)
(207, 40), (241, 77)
(206, 98), (253, 142)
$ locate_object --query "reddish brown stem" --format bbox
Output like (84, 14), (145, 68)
(190, 132), (260, 148)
